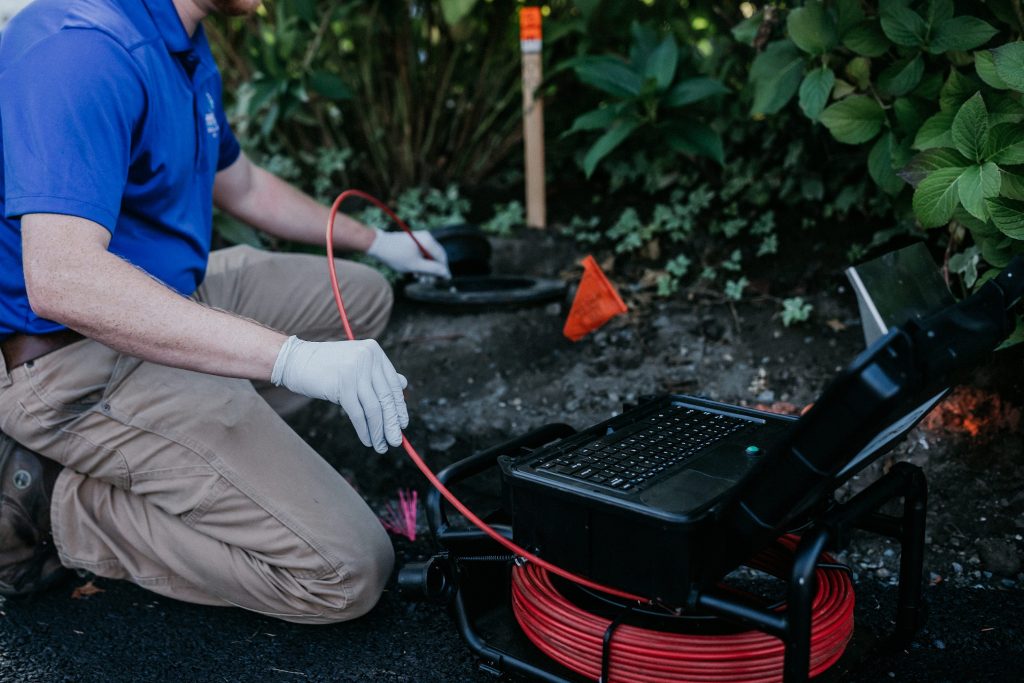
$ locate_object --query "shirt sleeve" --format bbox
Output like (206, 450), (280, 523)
(212, 77), (241, 172)
(0, 29), (144, 232)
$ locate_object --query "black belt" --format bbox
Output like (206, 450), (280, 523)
(1, 330), (85, 370)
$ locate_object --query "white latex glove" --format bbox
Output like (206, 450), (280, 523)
(367, 229), (451, 279)
(271, 336), (409, 453)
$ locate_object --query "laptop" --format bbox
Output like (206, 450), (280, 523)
(498, 244), (956, 602)
(501, 394), (796, 518)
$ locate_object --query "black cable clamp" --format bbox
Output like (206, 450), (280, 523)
(599, 603), (637, 683)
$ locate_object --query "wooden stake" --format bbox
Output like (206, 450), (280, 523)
(520, 7), (546, 229)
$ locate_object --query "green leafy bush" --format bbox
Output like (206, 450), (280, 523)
(482, 201), (525, 236)
(211, 0), (526, 195)
(559, 96), (893, 310)
(563, 23), (728, 176)
(745, 0), (1024, 283)
(208, 0), (1022, 335)
(356, 185), (470, 232)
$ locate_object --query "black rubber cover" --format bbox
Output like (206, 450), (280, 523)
(404, 275), (567, 307)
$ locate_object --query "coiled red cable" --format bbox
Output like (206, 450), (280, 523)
(325, 191), (855, 681)
(512, 535), (854, 682)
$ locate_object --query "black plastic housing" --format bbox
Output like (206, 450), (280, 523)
(499, 397), (796, 604)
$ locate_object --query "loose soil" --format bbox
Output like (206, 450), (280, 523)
(1, 233), (1022, 682)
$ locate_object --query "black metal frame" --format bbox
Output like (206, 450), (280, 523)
(416, 424), (928, 683)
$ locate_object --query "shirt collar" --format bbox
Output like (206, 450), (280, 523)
(141, 0), (194, 54)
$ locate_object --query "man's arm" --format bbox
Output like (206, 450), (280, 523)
(213, 154), (451, 278)
(21, 213), (286, 380)
(21, 212), (409, 452)
(212, 153), (373, 251)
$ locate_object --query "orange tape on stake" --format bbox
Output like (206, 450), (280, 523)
(563, 255), (628, 341)
(520, 7), (542, 42)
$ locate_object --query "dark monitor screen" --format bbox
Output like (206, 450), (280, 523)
(837, 243), (955, 480)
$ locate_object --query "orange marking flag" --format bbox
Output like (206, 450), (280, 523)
(563, 255), (628, 341)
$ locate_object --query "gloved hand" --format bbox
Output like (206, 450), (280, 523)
(367, 229), (451, 279)
(271, 336), (409, 453)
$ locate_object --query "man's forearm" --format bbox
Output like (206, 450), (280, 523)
(22, 214), (287, 381)
(214, 156), (374, 251)
(212, 154), (452, 279)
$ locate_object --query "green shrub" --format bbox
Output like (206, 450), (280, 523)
(207, 0), (1023, 337)
(482, 201), (525, 236)
(211, 0), (527, 195)
(562, 23), (728, 177)
(356, 185), (470, 232)
(558, 103), (892, 310)
(744, 0), (1024, 284)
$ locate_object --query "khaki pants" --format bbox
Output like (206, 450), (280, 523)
(0, 246), (396, 624)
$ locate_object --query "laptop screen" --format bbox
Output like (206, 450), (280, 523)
(845, 242), (955, 347)
(836, 242), (955, 480)
(835, 390), (945, 480)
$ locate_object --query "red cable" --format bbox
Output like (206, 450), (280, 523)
(325, 191), (855, 681)
(327, 189), (433, 340)
(511, 536), (854, 683)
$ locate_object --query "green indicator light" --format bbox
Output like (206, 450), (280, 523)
(745, 445), (761, 455)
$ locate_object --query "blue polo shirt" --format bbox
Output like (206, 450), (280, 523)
(0, 0), (241, 339)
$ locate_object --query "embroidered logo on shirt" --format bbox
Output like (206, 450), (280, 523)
(204, 92), (220, 139)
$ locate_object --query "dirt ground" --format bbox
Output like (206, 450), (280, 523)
(1, 232), (1022, 682)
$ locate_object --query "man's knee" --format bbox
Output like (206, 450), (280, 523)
(292, 529), (395, 625)
(349, 264), (394, 339)
(335, 532), (395, 621)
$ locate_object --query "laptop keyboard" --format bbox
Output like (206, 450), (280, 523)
(532, 405), (751, 493)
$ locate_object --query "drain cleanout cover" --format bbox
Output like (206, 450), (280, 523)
(403, 275), (567, 307)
